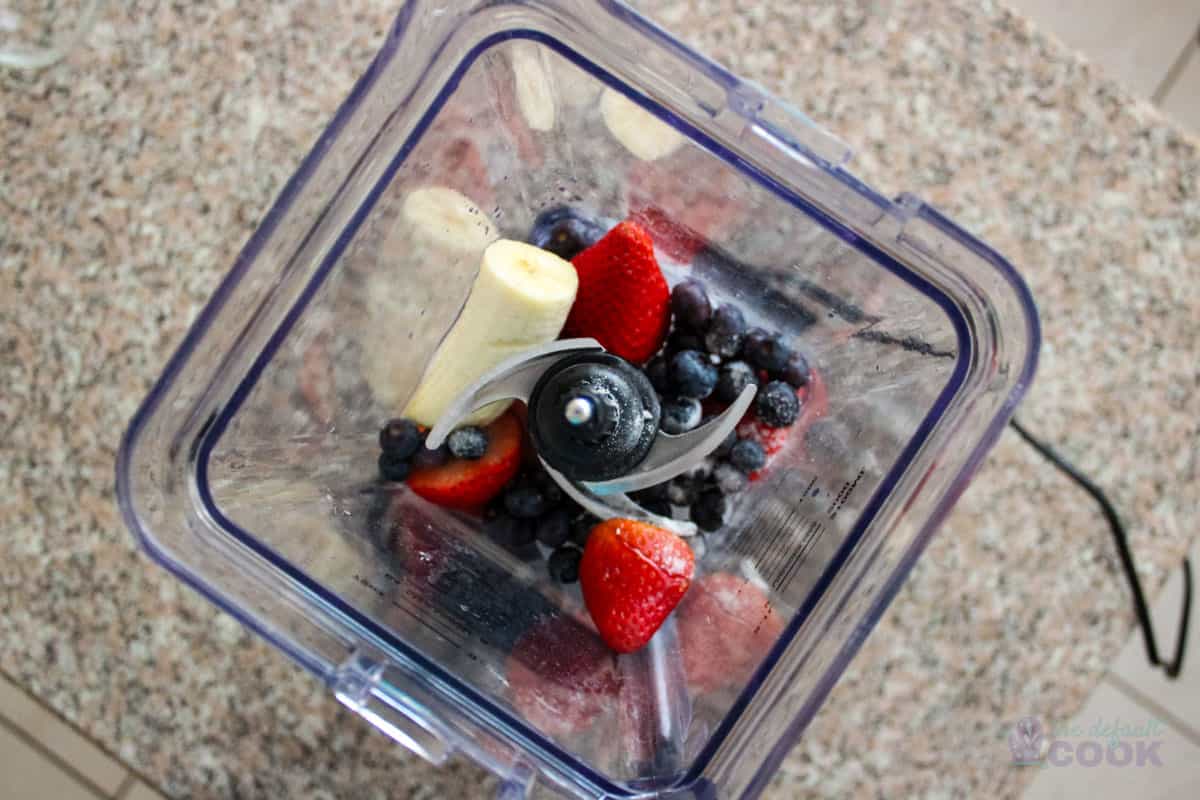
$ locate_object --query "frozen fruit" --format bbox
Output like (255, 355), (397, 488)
(636, 496), (672, 518)
(644, 355), (671, 393)
(669, 350), (718, 400)
(563, 220), (670, 363)
(412, 441), (450, 469)
(736, 416), (791, 459)
(755, 380), (800, 428)
(379, 419), (422, 460)
(740, 327), (769, 361)
(600, 88), (684, 162)
(405, 238), (578, 427)
(507, 616), (621, 737)
(666, 330), (706, 356)
(378, 451), (412, 482)
(660, 397), (702, 434)
(689, 490), (727, 532)
(744, 332), (792, 374)
(729, 439), (767, 474)
(779, 351), (811, 388)
(714, 360), (758, 404)
(671, 279), (712, 331)
(570, 511), (601, 546)
(580, 518), (694, 653)
(485, 508), (536, 551)
(676, 572), (785, 693)
(408, 411), (522, 510)
(535, 507), (572, 548)
(447, 426), (489, 460)
(713, 428), (738, 458)
(712, 462), (748, 495)
(510, 41), (556, 131)
(528, 206), (607, 261)
(504, 485), (549, 520)
(547, 544), (583, 583)
(667, 474), (703, 506)
(704, 304), (747, 358)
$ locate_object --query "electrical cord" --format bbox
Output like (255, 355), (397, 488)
(1009, 418), (1193, 678)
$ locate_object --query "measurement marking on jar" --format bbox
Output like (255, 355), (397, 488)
(827, 468), (866, 519)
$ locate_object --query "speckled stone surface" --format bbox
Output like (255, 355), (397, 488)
(1, 1), (1197, 798)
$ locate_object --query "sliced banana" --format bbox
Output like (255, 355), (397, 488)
(404, 239), (578, 427)
(402, 186), (498, 252)
(511, 42), (556, 132)
(552, 53), (601, 109)
(600, 88), (685, 162)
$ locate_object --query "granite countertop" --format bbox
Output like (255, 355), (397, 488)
(2, 0), (1198, 798)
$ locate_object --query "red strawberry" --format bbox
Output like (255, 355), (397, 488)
(579, 518), (694, 653)
(407, 411), (522, 510)
(563, 221), (670, 364)
(676, 573), (785, 694)
(506, 615), (621, 738)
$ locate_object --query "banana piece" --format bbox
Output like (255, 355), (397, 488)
(402, 185), (497, 252)
(601, 88), (685, 162)
(552, 52), (601, 109)
(511, 42), (556, 132)
(404, 239), (578, 427)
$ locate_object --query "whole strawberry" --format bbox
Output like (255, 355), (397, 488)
(579, 518), (694, 653)
(563, 220), (670, 364)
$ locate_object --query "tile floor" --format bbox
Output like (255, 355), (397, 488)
(2, 3), (1197, 799)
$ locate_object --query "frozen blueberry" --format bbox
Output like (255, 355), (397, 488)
(744, 332), (792, 373)
(729, 439), (766, 474)
(704, 304), (747, 358)
(660, 397), (702, 434)
(547, 544), (583, 583)
(669, 350), (718, 400)
(690, 490), (727, 532)
(535, 508), (572, 548)
(447, 426), (489, 460)
(740, 328), (770, 362)
(378, 451), (412, 482)
(671, 279), (712, 331)
(779, 351), (811, 388)
(570, 512), (600, 546)
(667, 474), (704, 506)
(485, 509), (536, 550)
(712, 462), (749, 495)
(528, 206), (607, 260)
(631, 482), (670, 505)
(412, 441), (450, 469)
(531, 469), (564, 508)
(645, 355), (671, 394)
(504, 486), (548, 519)
(714, 360), (759, 404)
(379, 418), (421, 460)
(713, 428), (738, 459)
(756, 380), (800, 428)
(668, 330), (707, 356)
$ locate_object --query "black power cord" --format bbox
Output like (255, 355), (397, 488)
(1010, 418), (1193, 678)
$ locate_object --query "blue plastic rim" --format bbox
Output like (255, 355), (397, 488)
(118, 9), (1040, 798)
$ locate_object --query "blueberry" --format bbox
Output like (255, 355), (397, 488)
(547, 544), (583, 583)
(504, 486), (548, 519)
(740, 328), (770, 362)
(485, 509), (536, 549)
(660, 397), (702, 434)
(669, 350), (718, 400)
(570, 512), (600, 546)
(713, 428), (738, 459)
(690, 490), (727, 532)
(729, 439), (766, 474)
(744, 332), (792, 373)
(379, 418), (421, 460)
(636, 496), (673, 518)
(531, 469), (564, 508)
(704, 304), (747, 358)
(412, 441), (450, 469)
(667, 474), (704, 506)
(779, 351), (811, 388)
(714, 360), (759, 404)
(447, 426), (489, 460)
(378, 451), (412, 482)
(671, 279), (712, 331)
(535, 508), (572, 548)
(712, 462), (749, 495)
(630, 482), (670, 505)
(667, 330), (706, 356)
(756, 380), (800, 428)
(645, 356), (671, 393)
(527, 206), (606, 260)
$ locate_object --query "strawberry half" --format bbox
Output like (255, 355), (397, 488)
(506, 615), (621, 738)
(407, 411), (522, 510)
(579, 518), (694, 653)
(676, 572), (785, 694)
(563, 220), (670, 364)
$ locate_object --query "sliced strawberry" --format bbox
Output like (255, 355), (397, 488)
(579, 518), (694, 653)
(676, 573), (785, 694)
(506, 615), (621, 738)
(563, 221), (670, 364)
(407, 411), (522, 510)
